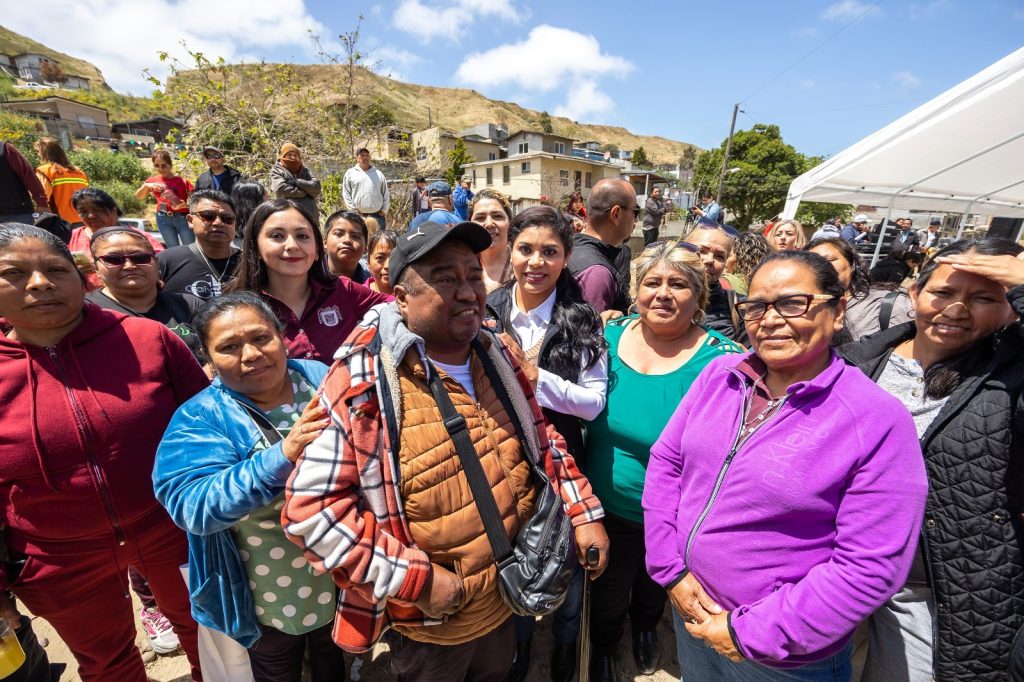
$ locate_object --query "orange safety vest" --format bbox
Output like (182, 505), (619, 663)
(36, 163), (89, 224)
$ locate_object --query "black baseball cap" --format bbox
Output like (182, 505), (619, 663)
(389, 221), (492, 287)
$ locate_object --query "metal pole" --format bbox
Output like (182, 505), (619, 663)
(956, 201), (974, 240)
(716, 103), (740, 204)
(869, 200), (896, 268)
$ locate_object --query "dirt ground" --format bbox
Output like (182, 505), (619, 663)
(26, 594), (681, 681)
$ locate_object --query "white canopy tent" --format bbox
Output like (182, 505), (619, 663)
(782, 45), (1024, 262)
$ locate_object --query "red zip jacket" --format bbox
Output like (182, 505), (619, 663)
(0, 304), (208, 588)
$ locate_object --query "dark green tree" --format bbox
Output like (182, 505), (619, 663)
(443, 138), (474, 186)
(631, 146), (651, 168)
(538, 111), (553, 134)
(692, 124), (810, 229)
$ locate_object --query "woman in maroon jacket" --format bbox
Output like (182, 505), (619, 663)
(0, 223), (208, 681)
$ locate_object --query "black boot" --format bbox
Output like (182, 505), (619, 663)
(550, 641), (576, 682)
(632, 629), (660, 675)
(506, 638), (531, 682)
(589, 651), (615, 682)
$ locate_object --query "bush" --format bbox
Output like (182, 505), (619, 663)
(70, 150), (147, 185)
(96, 180), (146, 216)
(0, 111), (43, 167)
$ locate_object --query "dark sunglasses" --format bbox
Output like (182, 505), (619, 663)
(191, 209), (237, 225)
(647, 239), (700, 253)
(204, 153), (224, 160)
(96, 253), (155, 267)
(696, 219), (740, 238)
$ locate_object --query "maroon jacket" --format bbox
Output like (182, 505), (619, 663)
(0, 304), (208, 587)
(262, 276), (392, 362)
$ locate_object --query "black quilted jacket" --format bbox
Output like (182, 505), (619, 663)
(841, 285), (1024, 680)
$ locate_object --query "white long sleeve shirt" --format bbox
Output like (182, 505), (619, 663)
(342, 164), (390, 214)
(507, 285), (608, 421)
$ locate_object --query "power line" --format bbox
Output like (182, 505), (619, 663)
(740, 0), (886, 103)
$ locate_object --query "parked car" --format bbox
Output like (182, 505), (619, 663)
(117, 217), (163, 244)
(13, 82), (49, 90)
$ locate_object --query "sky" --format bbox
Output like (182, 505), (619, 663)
(5, 0), (1024, 158)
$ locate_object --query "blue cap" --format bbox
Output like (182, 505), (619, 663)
(427, 181), (451, 197)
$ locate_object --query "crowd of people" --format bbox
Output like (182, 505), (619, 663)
(0, 135), (1023, 682)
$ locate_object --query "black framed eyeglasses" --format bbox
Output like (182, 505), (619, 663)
(191, 209), (237, 225)
(735, 294), (837, 321)
(96, 253), (155, 267)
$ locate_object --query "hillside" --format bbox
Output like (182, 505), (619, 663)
(0, 25), (108, 88)
(0, 26), (698, 162)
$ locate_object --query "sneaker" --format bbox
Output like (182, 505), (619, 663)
(139, 607), (180, 655)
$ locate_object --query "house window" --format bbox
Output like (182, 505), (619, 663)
(521, 162), (531, 174)
(486, 167), (493, 186)
(502, 165), (510, 184)
(554, 142), (565, 155)
(488, 152), (496, 160)
(518, 142), (529, 154)
(416, 146), (427, 161)
(585, 172), (593, 189)
(559, 170), (569, 187)
(574, 171), (582, 189)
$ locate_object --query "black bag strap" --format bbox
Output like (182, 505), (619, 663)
(471, 337), (533, 465)
(233, 399), (284, 446)
(879, 290), (901, 331)
(426, 361), (516, 567)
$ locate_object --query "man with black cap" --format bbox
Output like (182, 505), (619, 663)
(408, 180), (462, 230)
(194, 146), (243, 194)
(282, 220), (609, 681)
(919, 217), (942, 250)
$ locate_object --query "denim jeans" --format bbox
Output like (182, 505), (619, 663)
(514, 565), (584, 645)
(156, 211), (194, 247)
(674, 612), (852, 681)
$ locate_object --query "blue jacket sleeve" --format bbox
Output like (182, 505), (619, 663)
(154, 397), (295, 537)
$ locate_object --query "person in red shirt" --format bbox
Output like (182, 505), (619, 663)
(0, 223), (207, 681)
(227, 199), (392, 361)
(135, 149), (193, 247)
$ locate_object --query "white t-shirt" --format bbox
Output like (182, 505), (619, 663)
(432, 358), (476, 401)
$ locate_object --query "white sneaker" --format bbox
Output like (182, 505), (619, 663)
(139, 607), (180, 655)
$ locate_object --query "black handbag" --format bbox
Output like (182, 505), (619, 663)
(426, 338), (576, 616)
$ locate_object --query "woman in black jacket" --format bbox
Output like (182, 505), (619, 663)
(486, 206), (608, 682)
(841, 238), (1024, 681)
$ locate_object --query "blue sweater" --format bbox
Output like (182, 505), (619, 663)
(153, 358), (329, 646)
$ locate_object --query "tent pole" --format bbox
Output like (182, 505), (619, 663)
(956, 201), (974, 240)
(870, 200), (896, 268)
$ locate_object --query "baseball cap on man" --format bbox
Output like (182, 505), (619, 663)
(202, 145), (223, 158)
(929, 217), (941, 225)
(389, 221), (492, 287)
(427, 181), (452, 197)
(853, 214), (870, 224)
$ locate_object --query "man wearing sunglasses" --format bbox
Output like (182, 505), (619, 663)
(685, 223), (748, 344)
(568, 178), (637, 314)
(158, 189), (241, 301)
(194, 146), (243, 195)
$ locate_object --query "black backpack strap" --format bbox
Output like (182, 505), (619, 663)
(426, 360), (516, 567)
(471, 338), (533, 461)
(233, 399), (284, 446)
(879, 290), (901, 331)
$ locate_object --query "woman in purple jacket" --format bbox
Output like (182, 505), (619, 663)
(643, 250), (928, 680)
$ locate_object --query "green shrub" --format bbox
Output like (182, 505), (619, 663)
(70, 150), (147, 185)
(96, 180), (146, 216)
(0, 111), (43, 167)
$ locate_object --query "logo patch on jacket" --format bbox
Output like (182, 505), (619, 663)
(317, 305), (341, 327)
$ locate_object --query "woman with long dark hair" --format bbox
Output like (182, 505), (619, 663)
(227, 199), (390, 361)
(486, 205), (608, 682)
(842, 239), (1024, 681)
(230, 180), (268, 244)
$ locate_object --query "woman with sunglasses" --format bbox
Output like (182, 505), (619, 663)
(322, 211), (371, 283)
(584, 241), (744, 681)
(227, 199), (391, 362)
(841, 239), (1024, 681)
(135, 149), (194, 247)
(0, 223), (207, 681)
(485, 206), (609, 682)
(644, 250), (927, 680)
(86, 226), (202, 357)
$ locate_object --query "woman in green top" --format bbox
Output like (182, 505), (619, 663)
(585, 242), (744, 681)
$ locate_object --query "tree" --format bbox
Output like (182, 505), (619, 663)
(599, 142), (619, 156)
(39, 61), (68, 85)
(691, 123), (809, 229)
(443, 138), (474, 186)
(631, 146), (651, 169)
(538, 111), (553, 134)
(679, 146), (698, 170)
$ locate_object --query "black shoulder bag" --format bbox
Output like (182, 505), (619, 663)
(425, 339), (576, 616)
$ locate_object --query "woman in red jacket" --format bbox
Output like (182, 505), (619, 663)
(0, 223), (208, 681)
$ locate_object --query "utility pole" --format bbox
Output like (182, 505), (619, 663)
(427, 107), (433, 128)
(716, 102), (741, 204)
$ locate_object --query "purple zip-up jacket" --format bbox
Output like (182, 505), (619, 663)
(643, 351), (926, 667)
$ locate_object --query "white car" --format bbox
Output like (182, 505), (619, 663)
(13, 82), (49, 90)
(117, 218), (162, 243)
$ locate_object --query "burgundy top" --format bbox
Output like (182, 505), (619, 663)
(262, 276), (392, 362)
